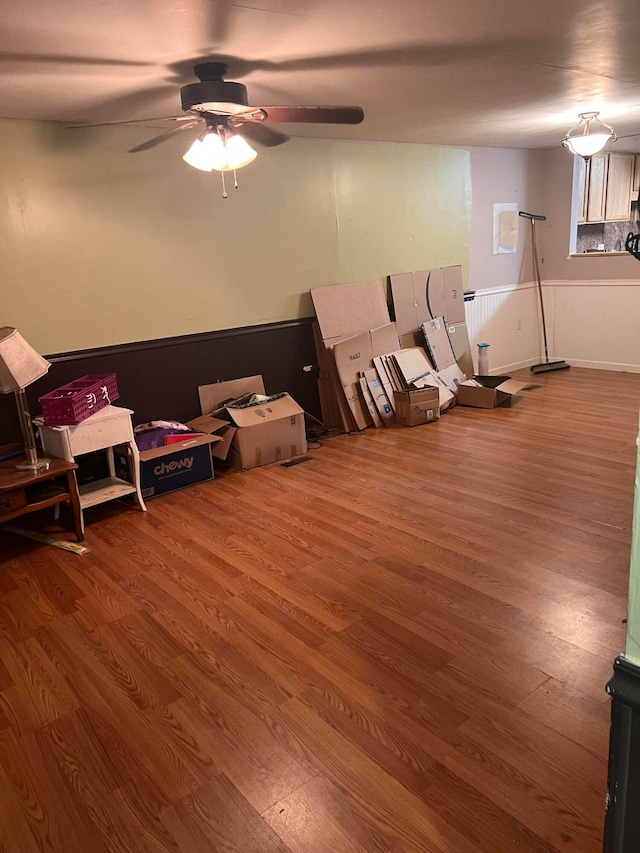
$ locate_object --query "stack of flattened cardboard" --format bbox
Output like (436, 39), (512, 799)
(389, 265), (473, 378)
(311, 280), (393, 432)
(311, 274), (474, 431)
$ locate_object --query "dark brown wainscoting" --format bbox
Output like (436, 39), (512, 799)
(0, 319), (321, 446)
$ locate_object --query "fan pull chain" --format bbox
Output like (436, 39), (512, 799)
(233, 170), (238, 189)
(220, 171), (228, 199)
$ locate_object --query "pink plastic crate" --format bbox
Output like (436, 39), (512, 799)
(39, 373), (119, 426)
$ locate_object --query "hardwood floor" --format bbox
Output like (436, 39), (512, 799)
(0, 366), (637, 852)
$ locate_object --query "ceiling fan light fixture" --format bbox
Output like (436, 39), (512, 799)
(220, 132), (257, 171)
(562, 112), (617, 160)
(182, 135), (213, 171)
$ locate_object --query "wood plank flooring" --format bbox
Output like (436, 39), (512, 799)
(0, 366), (638, 852)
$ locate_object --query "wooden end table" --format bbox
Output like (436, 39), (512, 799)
(0, 457), (84, 542)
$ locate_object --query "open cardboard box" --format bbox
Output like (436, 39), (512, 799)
(114, 433), (220, 499)
(188, 375), (308, 470)
(457, 376), (528, 409)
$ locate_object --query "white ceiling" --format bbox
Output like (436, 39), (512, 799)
(3, 0), (640, 150)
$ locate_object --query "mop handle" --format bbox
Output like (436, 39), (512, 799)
(519, 212), (549, 362)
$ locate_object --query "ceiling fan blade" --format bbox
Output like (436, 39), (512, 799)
(68, 116), (193, 129)
(258, 106), (364, 125)
(0, 51), (150, 70)
(238, 122), (289, 148)
(128, 121), (201, 153)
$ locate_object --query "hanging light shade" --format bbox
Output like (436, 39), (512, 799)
(562, 112), (616, 160)
(183, 128), (256, 172)
(222, 133), (257, 171)
(183, 131), (228, 171)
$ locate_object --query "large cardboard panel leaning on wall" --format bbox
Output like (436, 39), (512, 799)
(390, 265), (472, 374)
(194, 376), (307, 470)
(311, 280), (389, 346)
(311, 280), (390, 432)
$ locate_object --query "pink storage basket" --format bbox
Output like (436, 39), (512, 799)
(39, 373), (119, 426)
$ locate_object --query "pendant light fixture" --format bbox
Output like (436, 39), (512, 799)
(562, 112), (617, 160)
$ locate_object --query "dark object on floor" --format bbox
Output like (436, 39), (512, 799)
(280, 456), (313, 468)
(521, 384), (543, 391)
(626, 231), (640, 261)
(519, 211), (570, 374)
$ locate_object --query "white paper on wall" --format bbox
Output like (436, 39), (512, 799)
(493, 203), (518, 254)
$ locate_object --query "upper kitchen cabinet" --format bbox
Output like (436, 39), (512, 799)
(581, 151), (636, 223)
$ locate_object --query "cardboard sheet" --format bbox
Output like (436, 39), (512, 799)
(363, 368), (395, 425)
(422, 318), (457, 371)
(311, 280), (389, 345)
(391, 347), (434, 387)
(332, 323), (401, 429)
(389, 265), (466, 334)
(359, 376), (383, 428)
(447, 321), (473, 378)
(199, 376), (265, 417)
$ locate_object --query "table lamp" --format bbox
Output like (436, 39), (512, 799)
(0, 327), (51, 470)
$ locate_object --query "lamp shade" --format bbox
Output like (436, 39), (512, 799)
(220, 133), (257, 171)
(0, 327), (50, 393)
(562, 112), (616, 160)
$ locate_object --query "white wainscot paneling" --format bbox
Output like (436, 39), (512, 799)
(465, 282), (542, 374)
(546, 281), (640, 372)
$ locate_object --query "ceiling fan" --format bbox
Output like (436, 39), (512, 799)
(73, 61), (364, 194)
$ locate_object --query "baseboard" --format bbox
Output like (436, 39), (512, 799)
(490, 357), (540, 374)
(555, 358), (640, 374)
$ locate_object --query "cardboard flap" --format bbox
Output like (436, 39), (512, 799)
(392, 347), (433, 386)
(185, 415), (230, 436)
(332, 331), (372, 387)
(311, 280), (389, 343)
(496, 379), (528, 395)
(199, 376), (265, 416)
(138, 433), (221, 462)
(370, 322), (400, 356)
(226, 394), (303, 427)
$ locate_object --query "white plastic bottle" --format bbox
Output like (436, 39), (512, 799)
(477, 342), (490, 376)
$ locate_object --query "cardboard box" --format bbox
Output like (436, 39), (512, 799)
(115, 434), (218, 499)
(194, 376), (307, 470)
(457, 376), (528, 409)
(394, 387), (440, 426)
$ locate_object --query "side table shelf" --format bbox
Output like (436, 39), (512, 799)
(34, 406), (146, 534)
(0, 457), (84, 541)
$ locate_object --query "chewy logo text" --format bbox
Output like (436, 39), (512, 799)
(154, 457), (194, 476)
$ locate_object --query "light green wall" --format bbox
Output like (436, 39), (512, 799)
(1, 119), (470, 354)
(625, 418), (640, 664)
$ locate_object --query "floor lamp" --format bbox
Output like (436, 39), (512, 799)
(0, 327), (51, 471)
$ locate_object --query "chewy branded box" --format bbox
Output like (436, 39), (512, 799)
(197, 376), (307, 471)
(114, 434), (218, 499)
(394, 387), (440, 426)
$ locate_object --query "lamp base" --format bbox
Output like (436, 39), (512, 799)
(15, 457), (50, 471)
